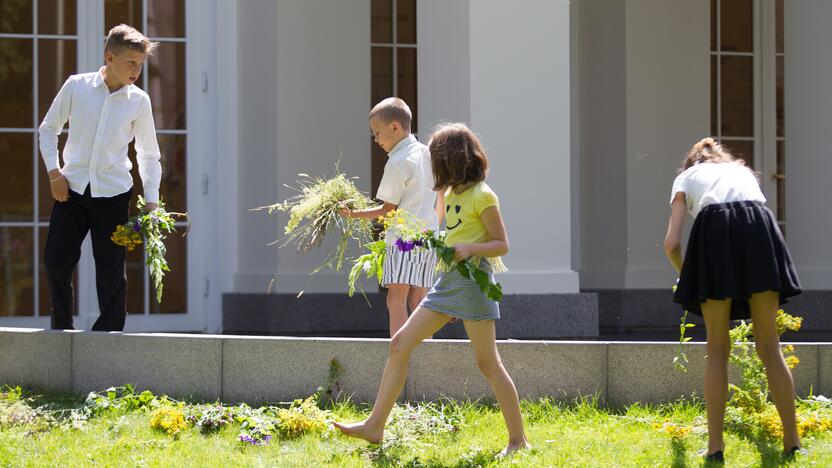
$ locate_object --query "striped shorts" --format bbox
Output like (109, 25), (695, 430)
(382, 244), (437, 288)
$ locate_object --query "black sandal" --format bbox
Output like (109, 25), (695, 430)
(784, 446), (805, 458)
(702, 450), (724, 463)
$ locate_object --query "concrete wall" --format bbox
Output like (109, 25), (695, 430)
(2, 328), (829, 406)
(784, 1), (832, 290)
(578, 0), (709, 289)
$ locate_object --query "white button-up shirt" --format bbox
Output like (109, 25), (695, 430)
(39, 67), (162, 202)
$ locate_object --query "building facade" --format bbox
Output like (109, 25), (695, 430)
(1, 0), (829, 337)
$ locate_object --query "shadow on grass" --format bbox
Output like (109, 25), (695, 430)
(359, 445), (499, 468)
(670, 438), (687, 468)
(731, 430), (794, 467)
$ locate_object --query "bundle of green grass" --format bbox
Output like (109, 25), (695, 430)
(255, 166), (375, 272)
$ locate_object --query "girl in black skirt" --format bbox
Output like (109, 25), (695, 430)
(663, 138), (802, 460)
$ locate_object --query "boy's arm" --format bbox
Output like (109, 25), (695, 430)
(341, 202), (397, 219)
(38, 78), (73, 173)
(134, 95), (163, 210)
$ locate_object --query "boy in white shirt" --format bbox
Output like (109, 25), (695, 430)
(340, 98), (440, 336)
(39, 24), (162, 331)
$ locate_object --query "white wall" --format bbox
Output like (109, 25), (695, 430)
(268, 0), (372, 293)
(467, 0), (578, 293)
(784, 1), (832, 289)
(623, 0), (709, 288)
(577, 0), (628, 288)
(579, 0), (709, 289)
(233, 1), (281, 293)
(417, 0), (470, 138)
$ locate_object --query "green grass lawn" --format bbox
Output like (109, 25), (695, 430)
(1, 388), (830, 467)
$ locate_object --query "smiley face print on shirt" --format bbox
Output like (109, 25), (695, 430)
(446, 204), (462, 230)
(443, 182), (500, 248)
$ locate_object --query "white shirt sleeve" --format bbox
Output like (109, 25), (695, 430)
(134, 95), (163, 203)
(669, 172), (686, 205)
(375, 159), (408, 205)
(38, 77), (74, 172)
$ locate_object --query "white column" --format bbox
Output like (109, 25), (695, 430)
(622, 0), (709, 288)
(417, 0), (470, 137)
(784, 1), (832, 289)
(468, 0), (578, 293)
(271, 0), (372, 293)
(233, 1), (280, 292)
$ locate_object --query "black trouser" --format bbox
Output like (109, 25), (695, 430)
(44, 185), (132, 331)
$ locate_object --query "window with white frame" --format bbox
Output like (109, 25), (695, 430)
(711, 0), (786, 234)
(370, 0), (417, 195)
(104, 0), (189, 315)
(0, 0), (79, 317)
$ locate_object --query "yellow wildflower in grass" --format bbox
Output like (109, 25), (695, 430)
(798, 414), (832, 437)
(785, 355), (800, 369)
(275, 409), (317, 439)
(757, 405), (784, 439)
(654, 421), (691, 440)
(150, 407), (188, 436)
(274, 395), (329, 439)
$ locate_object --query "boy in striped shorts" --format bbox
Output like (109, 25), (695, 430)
(339, 98), (440, 336)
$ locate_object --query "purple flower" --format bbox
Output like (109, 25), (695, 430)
(132, 219), (141, 232)
(395, 238), (416, 252)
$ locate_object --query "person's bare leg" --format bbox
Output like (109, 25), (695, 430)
(463, 319), (530, 455)
(702, 299), (731, 455)
(385, 284), (410, 337)
(333, 307), (450, 443)
(408, 286), (430, 336)
(749, 290), (800, 452)
(408, 286), (428, 312)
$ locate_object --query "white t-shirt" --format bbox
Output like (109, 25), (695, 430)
(670, 162), (765, 217)
(376, 135), (438, 242)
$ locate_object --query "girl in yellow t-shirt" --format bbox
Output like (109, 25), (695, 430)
(334, 123), (530, 456)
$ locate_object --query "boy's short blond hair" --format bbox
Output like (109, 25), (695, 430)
(370, 97), (412, 131)
(105, 24), (158, 55)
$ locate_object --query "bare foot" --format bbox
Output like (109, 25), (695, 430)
(332, 421), (383, 444)
(498, 440), (532, 458)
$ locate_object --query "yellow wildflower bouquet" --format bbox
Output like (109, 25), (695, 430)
(111, 196), (188, 303)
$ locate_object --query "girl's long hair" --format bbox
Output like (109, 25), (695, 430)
(428, 123), (488, 191)
(680, 137), (746, 173)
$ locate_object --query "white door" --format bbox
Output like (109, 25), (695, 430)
(0, 0), (211, 331)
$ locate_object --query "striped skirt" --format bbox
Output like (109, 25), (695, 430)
(421, 259), (500, 321)
(381, 244), (437, 288)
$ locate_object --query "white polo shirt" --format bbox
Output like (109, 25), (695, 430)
(39, 68), (162, 202)
(376, 134), (438, 242)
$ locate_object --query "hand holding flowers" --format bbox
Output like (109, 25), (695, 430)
(348, 210), (504, 301)
(111, 196), (187, 303)
(253, 165), (375, 273)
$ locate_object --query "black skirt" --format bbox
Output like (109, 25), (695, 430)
(673, 200), (801, 320)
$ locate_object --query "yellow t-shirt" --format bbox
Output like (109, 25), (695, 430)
(443, 182), (507, 272)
